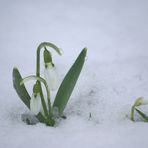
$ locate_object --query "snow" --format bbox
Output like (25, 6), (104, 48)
(0, 0), (148, 147)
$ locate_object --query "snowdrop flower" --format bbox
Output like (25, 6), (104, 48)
(30, 93), (41, 115)
(30, 83), (41, 115)
(134, 97), (148, 107)
(131, 97), (148, 121)
(44, 48), (58, 91)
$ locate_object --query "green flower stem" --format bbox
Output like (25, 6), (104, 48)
(36, 43), (47, 121)
(36, 42), (61, 114)
(36, 42), (61, 77)
(20, 75), (52, 118)
(131, 106), (135, 121)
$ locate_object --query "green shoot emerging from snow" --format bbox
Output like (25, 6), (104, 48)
(130, 97), (148, 122)
(13, 42), (87, 126)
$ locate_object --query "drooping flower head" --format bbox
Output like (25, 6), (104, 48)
(44, 48), (58, 91)
(30, 82), (41, 115)
(133, 97), (148, 107)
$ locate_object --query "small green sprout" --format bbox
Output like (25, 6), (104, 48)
(13, 42), (87, 126)
(130, 97), (148, 121)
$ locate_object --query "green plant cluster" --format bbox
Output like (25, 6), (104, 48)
(13, 42), (87, 126)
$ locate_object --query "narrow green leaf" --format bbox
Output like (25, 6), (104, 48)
(53, 48), (87, 116)
(13, 68), (31, 108)
(135, 108), (148, 122)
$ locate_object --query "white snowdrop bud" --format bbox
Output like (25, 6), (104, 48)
(44, 48), (58, 91)
(134, 97), (148, 107)
(30, 93), (41, 115)
(140, 98), (148, 105)
(44, 63), (58, 91)
(30, 83), (41, 115)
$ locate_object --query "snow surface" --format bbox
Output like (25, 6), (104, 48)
(0, 0), (148, 148)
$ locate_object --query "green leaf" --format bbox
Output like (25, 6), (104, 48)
(53, 48), (87, 116)
(135, 108), (148, 122)
(13, 68), (31, 108)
